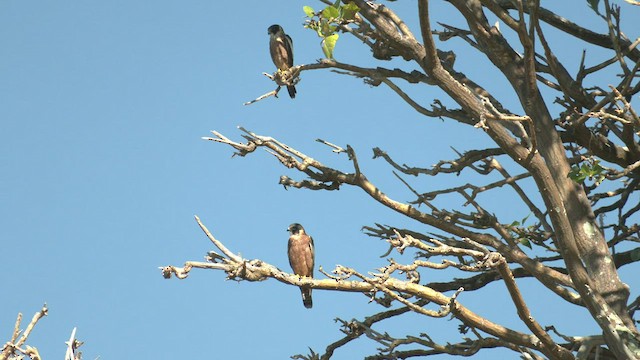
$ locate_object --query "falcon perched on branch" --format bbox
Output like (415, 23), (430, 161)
(287, 223), (314, 308)
(268, 24), (297, 99)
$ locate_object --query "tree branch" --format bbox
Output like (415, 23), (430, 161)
(161, 218), (552, 352)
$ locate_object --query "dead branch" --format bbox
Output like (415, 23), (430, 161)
(1, 305), (48, 360)
(205, 128), (580, 307)
(160, 216), (559, 353)
(372, 147), (504, 177)
(64, 327), (83, 360)
(486, 253), (572, 359)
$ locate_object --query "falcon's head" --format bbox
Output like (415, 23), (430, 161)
(287, 223), (305, 235)
(268, 24), (284, 36)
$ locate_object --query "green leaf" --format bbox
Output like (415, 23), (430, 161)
(322, 5), (340, 19)
(592, 162), (604, 174)
(303, 5), (315, 18)
(569, 159), (607, 186)
(519, 238), (532, 249)
(317, 18), (327, 37)
(321, 33), (339, 59)
(333, 0), (341, 8)
(568, 166), (584, 183)
(341, 3), (360, 20)
(319, 18), (335, 37)
(587, 0), (601, 14)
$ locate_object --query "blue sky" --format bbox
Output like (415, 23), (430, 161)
(1, 1), (638, 359)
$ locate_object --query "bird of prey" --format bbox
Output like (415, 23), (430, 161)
(268, 24), (297, 99)
(287, 223), (314, 308)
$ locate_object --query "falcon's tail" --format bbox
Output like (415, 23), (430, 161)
(300, 287), (312, 309)
(287, 85), (297, 99)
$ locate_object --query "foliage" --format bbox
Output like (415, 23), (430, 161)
(303, 1), (359, 58)
(568, 158), (606, 186)
(506, 215), (536, 249)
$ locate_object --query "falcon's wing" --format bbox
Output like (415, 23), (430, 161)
(284, 34), (294, 67)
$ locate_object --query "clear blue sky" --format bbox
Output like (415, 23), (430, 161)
(1, 1), (637, 359)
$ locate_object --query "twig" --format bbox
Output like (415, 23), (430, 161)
(194, 215), (242, 263)
(243, 89), (279, 105)
(316, 138), (346, 154)
(16, 305), (48, 348)
(64, 327), (83, 360)
(244, 70), (300, 105)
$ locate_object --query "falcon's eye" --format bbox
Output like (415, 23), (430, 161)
(268, 25), (281, 35)
(288, 223), (303, 234)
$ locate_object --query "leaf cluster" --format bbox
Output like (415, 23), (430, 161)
(303, 0), (359, 58)
(506, 215), (547, 250)
(568, 158), (606, 186)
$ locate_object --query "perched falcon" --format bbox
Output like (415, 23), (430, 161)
(287, 223), (314, 308)
(268, 24), (297, 99)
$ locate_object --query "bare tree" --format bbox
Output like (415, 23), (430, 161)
(162, 0), (640, 358)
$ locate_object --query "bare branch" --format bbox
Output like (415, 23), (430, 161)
(494, 0), (640, 62)
(162, 218), (555, 353)
(1, 305), (48, 360)
(195, 215), (242, 263)
(488, 252), (573, 359)
(316, 138), (346, 154)
(372, 147), (504, 177)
